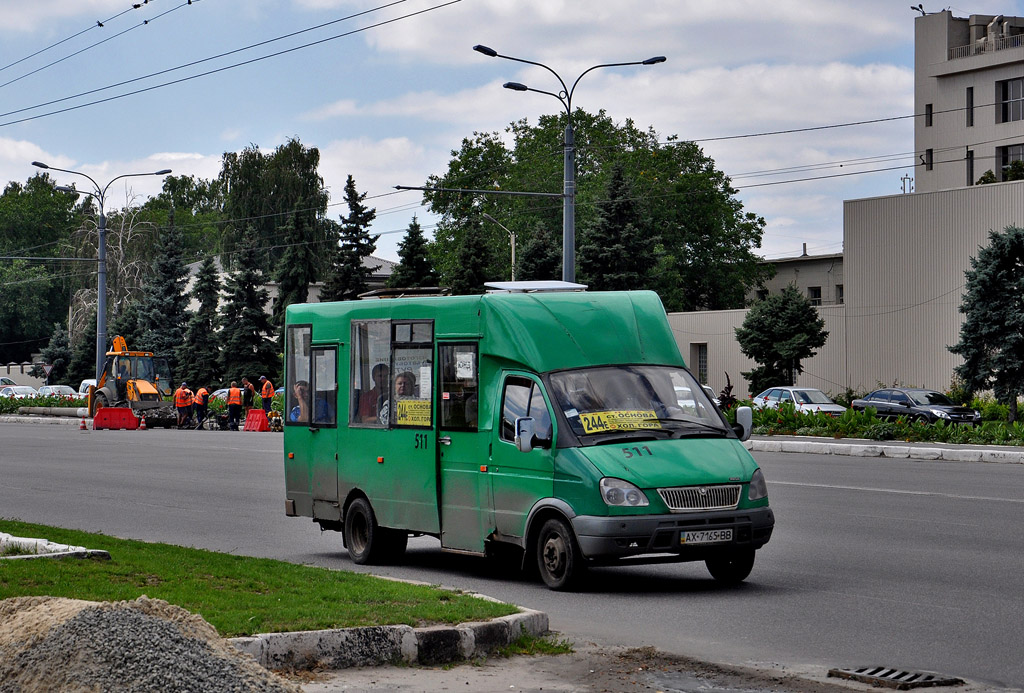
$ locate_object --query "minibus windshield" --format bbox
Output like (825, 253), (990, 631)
(548, 365), (727, 439)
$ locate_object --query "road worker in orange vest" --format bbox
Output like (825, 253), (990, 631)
(227, 381), (243, 431)
(259, 375), (274, 414)
(194, 384), (210, 428)
(174, 382), (194, 428)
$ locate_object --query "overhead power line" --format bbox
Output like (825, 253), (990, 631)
(0, 0), (159, 76)
(0, 0), (460, 128)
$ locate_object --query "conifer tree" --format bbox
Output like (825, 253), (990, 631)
(109, 302), (145, 349)
(138, 208), (189, 373)
(448, 221), (492, 295)
(177, 256), (222, 388)
(387, 216), (437, 288)
(516, 220), (561, 281)
(219, 233), (277, 384)
(578, 162), (653, 291)
(30, 324), (72, 385)
(272, 201), (318, 337)
(950, 225), (1024, 421)
(320, 175), (378, 301)
(67, 310), (98, 385)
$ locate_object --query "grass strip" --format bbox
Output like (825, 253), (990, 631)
(0, 519), (516, 637)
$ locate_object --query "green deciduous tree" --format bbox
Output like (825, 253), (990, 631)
(735, 284), (828, 396)
(219, 234), (277, 384)
(219, 138), (330, 272)
(387, 216), (437, 288)
(178, 256), (222, 388)
(320, 176), (378, 301)
(424, 110), (770, 308)
(949, 225), (1024, 422)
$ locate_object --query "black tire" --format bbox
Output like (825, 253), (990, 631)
(705, 549), (756, 584)
(536, 518), (584, 590)
(91, 392), (108, 417)
(344, 498), (382, 565)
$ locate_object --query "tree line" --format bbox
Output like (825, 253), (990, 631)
(3, 111), (775, 388)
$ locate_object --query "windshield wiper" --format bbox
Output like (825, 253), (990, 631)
(644, 417), (730, 437)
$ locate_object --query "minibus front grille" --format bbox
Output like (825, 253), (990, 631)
(657, 484), (741, 512)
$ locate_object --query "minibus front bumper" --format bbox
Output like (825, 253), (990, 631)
(571, 506), (774, 562)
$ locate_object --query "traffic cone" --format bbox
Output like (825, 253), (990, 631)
(139, 416), (147, 431)
(79, 417), (87, 430)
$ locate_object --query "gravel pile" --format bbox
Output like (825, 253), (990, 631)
(0, 595), (301, 693)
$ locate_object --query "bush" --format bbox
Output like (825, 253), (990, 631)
(864, 421), (896, 440)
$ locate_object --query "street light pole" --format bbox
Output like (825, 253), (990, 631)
(473, 45), (665, 283)
(482, 213), (516, 281)
(32, 162), (171, 381)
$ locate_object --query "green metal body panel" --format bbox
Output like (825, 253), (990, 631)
(283, 290), (769, 559)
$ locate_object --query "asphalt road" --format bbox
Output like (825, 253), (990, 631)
(2, 423), (1022, 689)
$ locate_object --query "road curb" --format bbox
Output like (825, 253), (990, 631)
(745, 437), (1024, 464)
(227, 606), (548, 670)
(0, 414), (83, 425)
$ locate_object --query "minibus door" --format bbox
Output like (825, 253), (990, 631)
(437, 343), (493, 554)
(309, 346), (340, 518)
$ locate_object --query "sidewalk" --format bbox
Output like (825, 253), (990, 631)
(745, 434), (1024, 464)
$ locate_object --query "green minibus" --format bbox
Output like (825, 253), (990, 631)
(283, 285), (773, 589)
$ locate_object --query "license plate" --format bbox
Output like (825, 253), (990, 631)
(680, 529), (733, 545)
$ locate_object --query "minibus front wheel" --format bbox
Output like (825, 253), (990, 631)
(705, 548), (755, 584)
(536, 518), (584, 590)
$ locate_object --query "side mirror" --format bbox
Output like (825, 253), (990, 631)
(515, 417), (535, 453)
(732, 405), (753, 441)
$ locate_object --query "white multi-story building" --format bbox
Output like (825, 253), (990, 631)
(670, 10), (1024, 399)
(915, 12), (1024, 190)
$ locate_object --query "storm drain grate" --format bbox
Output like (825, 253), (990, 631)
(828, 666), (964, 690)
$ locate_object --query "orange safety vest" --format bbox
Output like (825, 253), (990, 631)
(174, 388), (193, 408)
(261, 380), (274, 399)
(227, 387), (242, 406)
(195, 387), (209, 404)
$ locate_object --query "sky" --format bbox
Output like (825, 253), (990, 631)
(3, 0), (1021, 265)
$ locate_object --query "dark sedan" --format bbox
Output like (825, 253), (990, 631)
(851, 388), (980, 424)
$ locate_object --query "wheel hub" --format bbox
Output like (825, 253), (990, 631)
(542, 535), (566, 575)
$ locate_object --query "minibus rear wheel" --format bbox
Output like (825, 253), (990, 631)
(536, 518), (584, 590)
(705, 548), (755, 584)
(345, 498), (383, 565)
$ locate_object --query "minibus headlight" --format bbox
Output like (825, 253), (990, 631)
(600, 478), (649, 507)
(748, 468), (768, 501)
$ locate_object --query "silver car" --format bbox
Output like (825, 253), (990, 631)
(753, 386), (846, 416)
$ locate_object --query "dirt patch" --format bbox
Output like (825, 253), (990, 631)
(0, 595), (300, 693)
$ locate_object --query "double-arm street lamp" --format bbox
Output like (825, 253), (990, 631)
(472, 45), (665, 283)
(31, 161), (171, 381)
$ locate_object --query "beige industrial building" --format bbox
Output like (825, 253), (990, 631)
(670, 10), (1024, 399)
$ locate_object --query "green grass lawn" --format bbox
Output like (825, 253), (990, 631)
(0, 520), (517, 637)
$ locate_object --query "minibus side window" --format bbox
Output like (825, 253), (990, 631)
(285, 325), (312, 427)
(439, 344), (478, 430)
(390, 321), (433, 428)
(310, 347), (337, 427)
(350, 320), (390, 427)
(500, 377), (552, 445)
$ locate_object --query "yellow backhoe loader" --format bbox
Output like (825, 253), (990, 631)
(88, 336), (176, 427)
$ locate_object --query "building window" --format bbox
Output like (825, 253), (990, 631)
(924, 148), (934, 171)
(808, 286), (822, 306)
(836, 284), (844, 305)
(966, 86), (974, 127)
(999, 78), (1024, 123)
(925, 103), (933, 127)
(756, 289), (768, 301)
(966, 150), (974, 186)
(997, 143), (1024, 180)
(696, 344), (708, 385)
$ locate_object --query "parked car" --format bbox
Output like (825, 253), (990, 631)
(851, 388), (980, 424)
(0, 385), (39, 399)
(753, 386), (847, 416)
(0, 377), (16, 387)
(37, 385), (78, 398)
(210, 388), (229, 401)
(78, 379), (96, 396)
